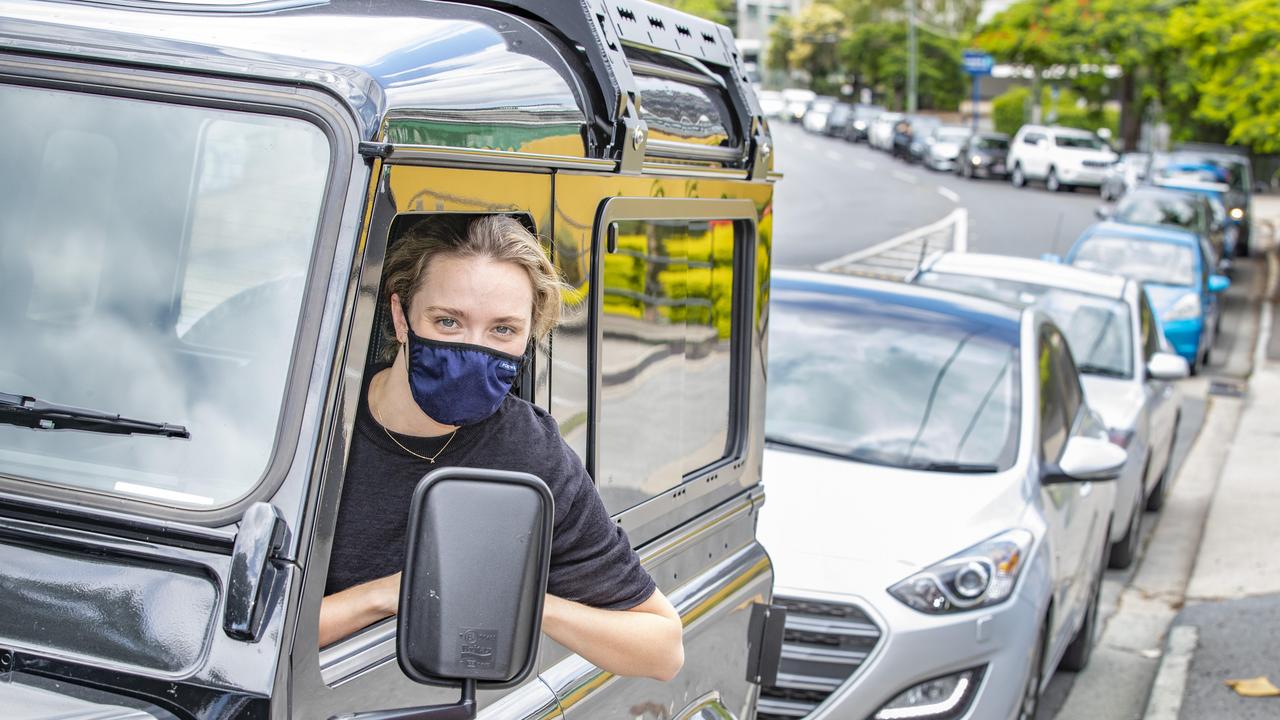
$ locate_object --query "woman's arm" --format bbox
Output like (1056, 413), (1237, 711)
(541, 588), (684, 682)
(319, 573), (401, 648)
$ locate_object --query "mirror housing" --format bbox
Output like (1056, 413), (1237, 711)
(1044, 436), (1127, 484)
(1147, 352), (1190, 381)
(1208, 274), (1230, 293)
(347, 468), (553, 720)
(1094, 205), (1113, 220)
(1039, 253), (1063, 264)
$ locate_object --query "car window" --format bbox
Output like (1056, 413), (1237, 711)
(0, 82), (330, 508)
(1051, 329), (1084, 425)
(767, 293), (1021, 472)
(1054, 134), (1105, 150)
(1073, 238), (1196, 287)
(1038, 331), (1069, 463)
(1114, 192), (1198, 229)
(976, 136), (1009, 150)
(1023, 133), (1044, 145)
(1139, 290), (1162, 361)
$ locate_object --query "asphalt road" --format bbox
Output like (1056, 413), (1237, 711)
(768, 118), (1265, 720)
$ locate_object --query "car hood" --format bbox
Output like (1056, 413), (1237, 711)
(1145, 283), (1198, 315)
(932, 142), (961, 157)
(975, 149), (1008, 161)
(1080, 374), (1142, 430)
(759, 448), (1030, 595)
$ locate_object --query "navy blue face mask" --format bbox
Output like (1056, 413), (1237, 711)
(401, 310), (523, 426)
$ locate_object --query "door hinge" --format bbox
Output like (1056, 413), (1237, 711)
(745, 602), (786, 686)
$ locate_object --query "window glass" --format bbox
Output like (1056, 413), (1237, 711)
(1073, 238), (1196, 287)
(1139, 290), (1162, 360)
(1054, 134), (1106, 150)
(1114, 191), (1198, 229)
(766, 292), (1021, 472)
(1052, 330), (1083, 425)
(596, 219), (739, 513)
(0, 83), (330, 508)
(1038, 333), (1068, 463)
(975, 136), (1009, 150)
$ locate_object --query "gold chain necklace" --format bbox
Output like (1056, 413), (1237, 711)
(373, 402), (458, 464)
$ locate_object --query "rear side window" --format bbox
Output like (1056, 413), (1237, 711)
(0, 82), (331, 508)
(594, 217), (744, 514)
(1038, 330), (1069, 462)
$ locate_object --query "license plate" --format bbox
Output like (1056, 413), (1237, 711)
(992, 164), (1005, 173)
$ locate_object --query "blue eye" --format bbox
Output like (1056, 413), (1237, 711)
(437, 318), (458, 329)
(494, 326), (513, 335)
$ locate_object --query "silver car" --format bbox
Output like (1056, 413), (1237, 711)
(913, 253), (1188, 568)
(758, 271), (1122, 720)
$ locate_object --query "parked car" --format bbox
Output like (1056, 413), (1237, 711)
(1155, 147), (1254, 256)
(1100, 152), (1150, 202)
(846, 104), (887, 143)
(0, 0), (781, 717)
(1100, 185), (1226, 267)
(1068, 223), (1230, 372)
(759, 89), (787, 119)
(923, 125), (972, 172)
(913, 253), (1189, 569)
(825, 101), (854, 137)
(956, 131), (1011, 179)
(782, 87), (817, 122)
(1008, 125), (1119, 192)
(757, 270), (1122, 720)
(869, 111), (904, 151)
(890, 117), (915, 160)
(802, 96), (839, 133)
(905, 115), (942, 164)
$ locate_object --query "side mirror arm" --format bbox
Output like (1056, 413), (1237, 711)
(335, 679), (477, 720)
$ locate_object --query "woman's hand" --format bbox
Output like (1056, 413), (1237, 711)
(319, 572), (402, 647)
(541, 588), (684, 681)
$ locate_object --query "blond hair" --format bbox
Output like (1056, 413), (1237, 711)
(381, 215), (563, 360)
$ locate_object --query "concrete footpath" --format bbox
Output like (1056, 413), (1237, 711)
(1144, 196), (1280, 720)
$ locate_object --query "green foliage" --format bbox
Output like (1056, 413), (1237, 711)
(992, 87), (1029, 137)
(766, 15), (795, 74)
(990, 85), (1119, 138)
(650, 0), (734, 24)
(789, 3), (850, 91)
(843, 21), (966, 110)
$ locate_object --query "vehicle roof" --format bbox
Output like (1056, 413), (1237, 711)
(1018, 124), (1094, 137)
(1082, 221), (1200, 247)
(923, 253), (1129, 300)
(772, 269), (1024, 340)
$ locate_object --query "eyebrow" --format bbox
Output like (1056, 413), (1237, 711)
(424, 306), (527, 326)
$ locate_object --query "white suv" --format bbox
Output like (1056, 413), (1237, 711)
(1008, 124), (1119, 192)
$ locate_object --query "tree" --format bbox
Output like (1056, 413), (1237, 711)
(1169, 0), (1280, 153)
(974, 1), (1077, 125)
(650, 0), (734, 24)
(788, 3), (851, 93)
(843, 21), (965, 110)
(766, 14), (795, 75)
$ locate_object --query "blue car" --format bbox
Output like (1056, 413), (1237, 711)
(1067, 221), (1229, 371)
(1155, 177), (1237, 260)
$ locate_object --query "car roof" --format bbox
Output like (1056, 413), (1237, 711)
(1083, 221), (1200, 247)
(923, 253), (1129, 300)
(772, 269), (1024, 339)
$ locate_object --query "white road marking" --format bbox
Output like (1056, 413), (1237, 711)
(936, 186), (961, 203)
(892, 170), (918, 185)
(801, 140), (817, 152)
(825, 149), (841, 162)
(855, 159), (876, 171)
(1142, 625), (1198, 720)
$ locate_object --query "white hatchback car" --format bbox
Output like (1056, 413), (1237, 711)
(1008, 125), (1118, 192)
(913, 253), (1189, 569)
(758, 271), (1122, 720)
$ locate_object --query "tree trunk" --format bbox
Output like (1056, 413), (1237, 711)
(1119, 70), (1142, 152)
(1030, 70), (1042, 124)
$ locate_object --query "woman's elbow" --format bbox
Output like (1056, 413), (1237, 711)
(648, 616), (685, 682)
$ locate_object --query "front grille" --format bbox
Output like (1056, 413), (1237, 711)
(757, 597), (883, 719)
(1082, 159), (1111, 168)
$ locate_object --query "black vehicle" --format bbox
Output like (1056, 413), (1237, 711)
(891, 119), (915, 160)
(1151, 147), (1254, 256)
(845, 104), (886, 143)
(957, 132), (1011, 179)
(905, 116), (941, 164)
(0, 1), (784, 718)
(1101, 186), (1227, 265)
(825, 102), (854, 138)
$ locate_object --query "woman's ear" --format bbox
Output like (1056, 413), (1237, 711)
(389, 292), (408, 345)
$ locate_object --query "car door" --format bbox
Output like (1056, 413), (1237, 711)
(1138, 288), (1177, 489)
(1021, 131), (1048, 178)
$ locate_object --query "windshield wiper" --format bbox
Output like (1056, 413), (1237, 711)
(913, 461), (1000, 473)
(765, 436), (905, 468)
(0, 392), (189, 439)
(1076, 363), (1129, 378)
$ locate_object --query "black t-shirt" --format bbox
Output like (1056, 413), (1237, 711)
(325, 366), (656, 611)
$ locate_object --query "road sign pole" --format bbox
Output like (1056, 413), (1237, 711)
(972, 75), (980, 132)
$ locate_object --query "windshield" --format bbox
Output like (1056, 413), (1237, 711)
(917, 274), (1134, 378)
(935, 128), (970, 143)
(975, 136), (1009, 150)
(1115, 192), (1199, 230)
(1073, 238), (1196, 287)
(766, 293), (1021, 472)
(1055, 134), (1106, 150)
(1156, 153), (1248, 191)
(0, 83), (330, 508)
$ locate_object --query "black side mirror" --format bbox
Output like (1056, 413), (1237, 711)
(345, 468), (553, 720)
(1094, 205), (1113, 220)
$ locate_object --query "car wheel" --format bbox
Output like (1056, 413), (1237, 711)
(1109, 469), (1146, 569)
(1046, 168), (1062, 192)
(1019, 620), (1049, 720)
(1060, 539), (1106, 672)
(1147, 412), (1180, 511)
(1012, 164), (1026, 188)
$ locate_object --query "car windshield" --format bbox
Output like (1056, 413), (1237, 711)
(855, 106), (885, 120)
(935, 128), (970, 143)
(766, 292), (1021, 472)
(0, 83), (330, 508)
(1115, 192), (1199, 229)
(1073, 238), (1196, 287)
(1156, 153), (1247, 191)
(916, 274), (1134, 378)
(975, 136), (1009, 150)
(1055, 134), (1106, 150)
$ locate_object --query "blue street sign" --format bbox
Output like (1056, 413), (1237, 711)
(963, 50), (994, 76)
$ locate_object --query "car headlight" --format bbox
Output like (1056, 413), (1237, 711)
(971, 155), (982, 165)
(1164, 293), (1201, 321)
(874, 667), (986, 720)
(854, 120), (867, 130)
(888, 529), (1033, 614)
(1230, 207), (1245, 221)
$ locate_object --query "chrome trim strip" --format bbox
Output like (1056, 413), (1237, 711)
(784, 615), (881, 638)
(318, 621), (397, 685)
(772, 672), (843, 692)
(386, 145), (616, 172)
(628, 59), (722, 89)
(755, 698), (814, 717)
(645, 138), (744, 162)
(641, 162), (751, 179)
(779, 645), (869, 667)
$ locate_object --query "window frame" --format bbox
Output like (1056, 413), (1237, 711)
(0, 54), (357, 526)
(588, 197), (758, 533)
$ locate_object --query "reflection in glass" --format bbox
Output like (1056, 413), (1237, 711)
(766, 294), (1020, 472)
(596, 219), (737, 513)
(1114, 191), (1198, 230)
(0, 83), (330, 507)
(1074, 238), (1196, 287)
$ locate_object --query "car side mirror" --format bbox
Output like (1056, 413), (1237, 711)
(1147, 352), (1190, 381)
(1040, 253), (1063, 264)
(1208, 274), (1230, 293)
(348, 468), (553, 720)
(1094, 205), (1113, 220)
(1044, 436), (1127, 484)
